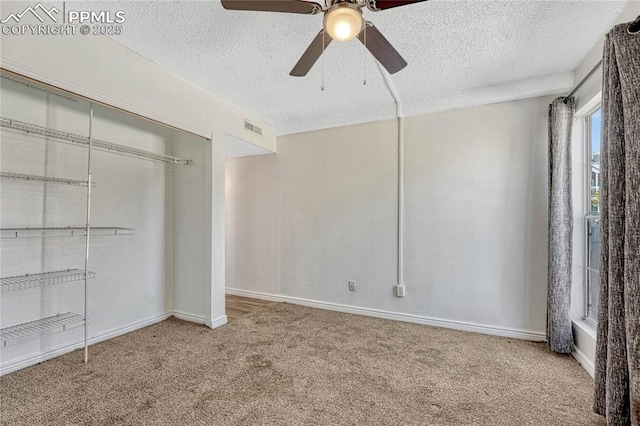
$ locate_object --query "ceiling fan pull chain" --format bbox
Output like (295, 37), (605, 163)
(321, 29), (326, 91)
(363, 23), (367, 85)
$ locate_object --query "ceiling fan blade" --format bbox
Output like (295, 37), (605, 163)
(357, 22), (407, 74)
(366, 0), (428, 11)
(290, 30), (332, 77)
(221, 0), (322, 14)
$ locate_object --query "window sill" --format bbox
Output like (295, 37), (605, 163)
(573, 317), (597, 340)
(572, 318), (597, 378)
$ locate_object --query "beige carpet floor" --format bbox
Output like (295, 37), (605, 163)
(1, 302), (603, 425)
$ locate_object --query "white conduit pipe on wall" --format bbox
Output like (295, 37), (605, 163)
(375, 62), (405, 297)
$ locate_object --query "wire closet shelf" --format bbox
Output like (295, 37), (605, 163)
(0, 117), (192, 165)
(0, 69), (205, 364)
(0, 313), (85, 348)
(1, 269), (96, 293)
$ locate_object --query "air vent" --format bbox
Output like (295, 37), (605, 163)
(244, 120), (263, 136)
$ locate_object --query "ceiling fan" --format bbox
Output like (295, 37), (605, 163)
(220, 0), (428, 76)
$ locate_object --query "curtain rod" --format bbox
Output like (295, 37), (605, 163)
(563, 15), (640, 104)
(563, 59), (602, 104)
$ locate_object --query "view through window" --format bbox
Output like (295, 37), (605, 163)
(586, 108), (601, 323)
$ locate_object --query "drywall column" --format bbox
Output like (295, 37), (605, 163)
(208, 133), (227, 328)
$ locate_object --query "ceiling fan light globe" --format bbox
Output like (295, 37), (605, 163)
(324, 4), (363, 42)
(334, 22), (353, 40)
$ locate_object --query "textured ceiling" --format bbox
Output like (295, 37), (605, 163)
(69, 0), (628, 135)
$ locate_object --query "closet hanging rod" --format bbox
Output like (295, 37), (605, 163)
(563, 59), (602, 103)
(0, 117), (191, 165)
(0, 226), (134, 239)
(0, 171), (95, 187)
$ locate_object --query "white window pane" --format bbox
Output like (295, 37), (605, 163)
(588, 269), (599, 322)
(586, 216), (600, 322)
(590, 109), (601, 214)
(585, 107), (601, 322)
(588, 218), (601, 272)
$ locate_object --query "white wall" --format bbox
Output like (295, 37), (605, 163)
(0, 77), (210, 373)
(170, 129), (212, 323)
(226, 154), (281, 295)
(226, 96), (553, 338)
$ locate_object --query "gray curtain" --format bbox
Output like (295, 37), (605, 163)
(594, 21), (640, 426)
(547, 97), (575, 354)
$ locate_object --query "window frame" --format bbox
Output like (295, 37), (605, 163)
(583, 106), (601, 326)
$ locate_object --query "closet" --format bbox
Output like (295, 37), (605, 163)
(0, 71), (212, 374)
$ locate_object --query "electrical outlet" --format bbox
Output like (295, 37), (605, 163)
(394, 285), (405, 297)
(348, 280), (356, 291)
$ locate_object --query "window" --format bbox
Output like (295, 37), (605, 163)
(585, 108), (601, 323)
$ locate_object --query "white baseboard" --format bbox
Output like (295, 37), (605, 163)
(171, 310), (206, 325)
(572, 347), (595, 378)
(171, 310), (227, 330)
(0, 312), (170, 377)
(208, 315), (228, 329)
(225, 288), (546, 342)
